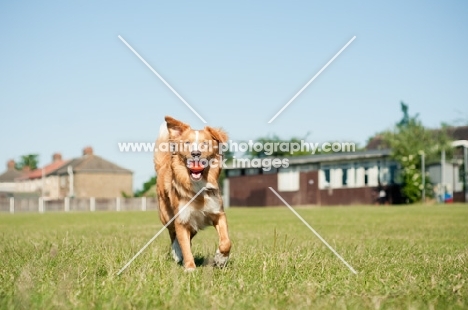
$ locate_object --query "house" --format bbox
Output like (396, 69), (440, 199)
(17, 147), (133, 198)
(16, 153), (69, 198)
(49, 147), (133, 198)
(224, 149), (403, 206)
(0, 160), (25, 196)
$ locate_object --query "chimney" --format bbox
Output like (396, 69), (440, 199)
(52, 153), (62, 162)
(83, 146), (94, 156)
(7, 160), (15, 170)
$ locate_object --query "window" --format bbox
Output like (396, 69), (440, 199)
(389, 165), (396, 184)
(278, 170), (300, 192)
(318, 168), (331, 189)
(245, 168), (260, 176)
(60, 176), (67, 188)
(342, 169), (348, 186)
(263, 168), (277, 174)
(226, 169), (241, 177)
(324, 168), (331, 185)
(297, 164), (318, 172)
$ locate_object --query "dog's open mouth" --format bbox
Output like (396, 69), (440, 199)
(188, 161), (205, 181)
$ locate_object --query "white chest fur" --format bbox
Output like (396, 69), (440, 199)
(178, 193), (222, 231)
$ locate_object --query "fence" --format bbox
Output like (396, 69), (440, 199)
(0, 197), (159, 213)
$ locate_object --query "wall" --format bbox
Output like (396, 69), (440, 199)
(319, 187), (377, 205)
(74, 173), (133, 198)
(228, 171), (319, 206)
(16, 176), (61, 198)
(0, 196), (158, 213)
(228, 170), (402, 206)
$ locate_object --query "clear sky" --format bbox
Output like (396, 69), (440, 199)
(1, 1), (467, 190)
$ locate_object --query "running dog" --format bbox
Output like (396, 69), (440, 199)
(154, 116), (231, 271)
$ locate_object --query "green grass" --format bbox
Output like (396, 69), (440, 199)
(1, 205), (467, 309)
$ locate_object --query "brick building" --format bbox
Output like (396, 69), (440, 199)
(224, 150), (402, 206)
(224, 126), (468, 206)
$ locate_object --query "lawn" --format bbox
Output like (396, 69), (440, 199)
(0, 205), (467, 309)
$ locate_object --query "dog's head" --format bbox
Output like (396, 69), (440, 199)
(165, 116), (228, 182)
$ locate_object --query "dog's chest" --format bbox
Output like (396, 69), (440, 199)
(178, 193), (222, 231)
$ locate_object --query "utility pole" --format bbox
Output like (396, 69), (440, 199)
(465, 146), (468, 203)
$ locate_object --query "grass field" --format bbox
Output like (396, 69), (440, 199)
(1, 205), (467, 309)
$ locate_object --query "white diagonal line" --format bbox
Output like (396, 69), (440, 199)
(268, 187), (358, 275)
(118, 35), (207, 124)
(116, 187), (207, 275)
(268, 36), (356, 123)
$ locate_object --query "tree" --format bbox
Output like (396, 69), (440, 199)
(243, 133), (361, 158)
(243, 133), (313, 158)
(134, 176), (157, 197)
(382, 102), (452, 203)
(15, 154), (39, 170)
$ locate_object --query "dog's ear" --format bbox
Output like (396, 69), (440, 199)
(165, 116), (190, 139)
(205, 126), (228, 143)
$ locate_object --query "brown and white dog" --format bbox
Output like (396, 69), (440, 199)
(154, 116), (231, 271)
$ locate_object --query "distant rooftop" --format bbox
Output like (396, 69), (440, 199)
(5, 147), (132, 182)
(0, 160), (24, 183)
(52, 147), (132, 175)
(366, 125), (468, 150)
(224, 149), (392, 169)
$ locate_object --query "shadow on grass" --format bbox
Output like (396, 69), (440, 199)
(194, 254), (208, 267)
(171, 253), (211, 267)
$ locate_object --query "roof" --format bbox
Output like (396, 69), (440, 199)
(366, 125), (468, 150)
(0, 168), (24, 183)
(52, 154), (132, 175)
(18, 160), (70, 180)
(224, 149), (392, 169)
(446, 126), (468, 141)
(287, 149), (392, 165)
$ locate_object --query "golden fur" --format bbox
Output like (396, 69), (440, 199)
(154, 116), (231, 271)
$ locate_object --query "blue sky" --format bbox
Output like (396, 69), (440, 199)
(1, 1), (467, 190)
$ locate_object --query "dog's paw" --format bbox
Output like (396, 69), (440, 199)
(213, 249), (229, 268)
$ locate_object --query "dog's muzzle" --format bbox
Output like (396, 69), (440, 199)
(187, 159), (205, 181)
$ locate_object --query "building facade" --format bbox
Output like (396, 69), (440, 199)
(50, 147), (133, 198)
(0, 160), (25, 196)
(225, 150), (403, 206)
(12, 147), (133, 199)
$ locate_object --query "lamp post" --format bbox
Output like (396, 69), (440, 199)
(419, 151), (425, 203)
(441, 149), (446, 202)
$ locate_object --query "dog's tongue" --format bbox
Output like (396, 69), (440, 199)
(189, 162), (204, 173)
(189, 162), (204, 181)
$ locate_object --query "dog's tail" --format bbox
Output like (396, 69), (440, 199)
(155, 121), (169, 155)
(154, 121), (170, 170)
(158, 121), (169, 141)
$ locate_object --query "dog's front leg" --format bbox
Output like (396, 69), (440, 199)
(174, 221), (195, 271)
(213, 212), (231, 267)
